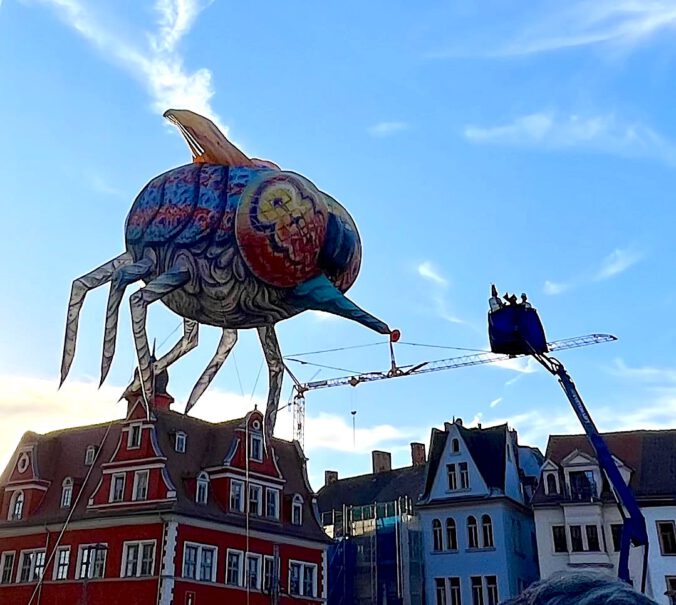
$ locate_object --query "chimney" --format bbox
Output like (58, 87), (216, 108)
(324, 470), (338, 486)
(372, 450), (392, 473)
(410, 442), (426, 467)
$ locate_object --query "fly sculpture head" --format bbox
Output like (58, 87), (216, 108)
(60, 109), (397, 440)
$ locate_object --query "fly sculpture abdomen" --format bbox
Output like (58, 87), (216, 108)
(60, 109), (397, 440)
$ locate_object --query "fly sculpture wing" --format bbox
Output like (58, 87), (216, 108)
(60, 109), (398, 440)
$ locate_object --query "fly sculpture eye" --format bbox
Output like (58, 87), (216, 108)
(60, 109), (397, 441)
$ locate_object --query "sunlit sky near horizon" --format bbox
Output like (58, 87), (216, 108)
(1, 0), (676, 490)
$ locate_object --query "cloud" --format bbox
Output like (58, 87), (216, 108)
(489, 397), (502, 408)
(608, 358), (676, 383)
(492, 356), (539, 374)
(543, 280), (569, 295)
(307, 310), (340, 323)
(32, 0), (219, 122)
(417, 261), (448, 287)
(464, 111), (676, 165)
(367, 121), (408, 138)
(415, 261), (464, 324)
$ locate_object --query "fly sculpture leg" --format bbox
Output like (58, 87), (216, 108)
(60, 252), (133, 386)
(185, 328), (238, 413)
(129, 265), (192, 404)
(258, 325), (284, 442)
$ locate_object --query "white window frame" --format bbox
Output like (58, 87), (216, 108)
(246, 553), (262, 590)
(292, 494), (303, 525)
(128, 423), (142, 449)
(17, 549), (46, 583)
(435, 577), (447, 605)
(485, 575), (499, 605)
(182, 542), (217, 583)
(459, 462), (470, 489)
(481, 515), (494, 548)
(263, 555), (275, 594)
(226, 548), (244, 586)
(84, 445), (97, 466)
(0, 551), (16, 584)
(266, 487), (280, 519)
(288, 560), (318, 598)
(230, 479), (244, 512)
(544, 472), (559, 495)
(249, 483), (262, 516)
(175, 431), (187, 453)
(196, 472), (209, 505)
(132, 469), (149, 501)
(250, 433), (263, 462)
(109, 473), (126, 503)
(449, 577), (462, 605)
(52, 546), (70, 580)
(447, 464), (457, 490)
(121, 540), (156, 578)
(9, 490), (24, 520)
(61, 478), (73, 508)
(76, 544), (107, 579)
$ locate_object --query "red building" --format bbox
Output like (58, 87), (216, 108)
(0, 376), (329, 604)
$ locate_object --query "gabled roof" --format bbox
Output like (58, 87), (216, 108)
(316, 464), (426, 514)
(532, 429), (676, 504)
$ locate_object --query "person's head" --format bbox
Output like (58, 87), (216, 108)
(501, 573), (657, 605)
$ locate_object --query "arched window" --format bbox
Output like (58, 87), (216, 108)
(292, 494), (303, 525)
(10, 490), (24, 520)
(84, 445), (97, 466)
(546, 473), (558, 495)
(467, 515), (479, 548)
(482, 514), (494, 547)
(446, 518), (457, 550)
(432, 519), (443, 551)
(196, 472), (209, 505)
(61, 477), (73, 508)
(451, 438), (460, 453)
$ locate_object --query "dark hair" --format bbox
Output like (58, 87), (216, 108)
(501, 573), (657, 605)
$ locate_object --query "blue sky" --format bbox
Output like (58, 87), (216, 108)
(1, 0), (675, 489)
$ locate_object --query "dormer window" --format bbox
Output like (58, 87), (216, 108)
(250, 433), (263, 462)
(196, 472), (209, 505)
(9, 490), (24, 520)
(545, 472), (558, 495)
(84, 446), (97, 466)
(128, 424), (142, 449)
(292, 495), (303, 525)
(175, 431), (187, 453)
(61, 478), (73, 508)
(451, 438), (460, 454)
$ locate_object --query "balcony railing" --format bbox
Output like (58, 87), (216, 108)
(563, 483), (600, 502)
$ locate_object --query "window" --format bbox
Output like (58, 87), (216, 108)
(486, 576), (499, 605)
(0, 552), (15, 584)
(128, 423), (141, 449)
(123, 541), (155, 577)
(610, 524), (623, 552)
(546, 473), (558, 495)
(196, 472), (209, 505)
(482, 515), (494, 548)
(459, 462), (469, 489)
(266, 488), (280, 519)
(570, 525), (584, 552)
(447, 464), (457, 490)
(666, 577), (676, 605)
(110, 473), (125, 502)
(471, 576), (484, 605)
(468, 516), (479, 548)
(586, 525), (600, 551)
(263, 556), (275, 593)
(449, 577), (462, 605)
(658, 521), (676, 555)
(436, 577), (447, 605)
(53, 547), (70, 580)
(85, 445), (97, 466)
(569, 470), (596, 500)
(61, 478), (73, 508)
(226, 549), (243, 586)
(249, 484), (262, 515)
(77, 544), (106, 579)
(552, 525), (568, 553)
(132, 470), (149, 501)
(9, 491), (24, 520)
(292, 495), (303, 525)
(250, 433), (263, 461)
(230, 479), (244, 512)
(289, 561), (317, 598)
(246, 554), (261, 590)
(182, 543), (216, 582)
(19, 550), (45, 583)
(433, 519), (443, 551)
(446, 518), (458, 550)
(175, 431), (186, 453)
(451, 438), (460, 453)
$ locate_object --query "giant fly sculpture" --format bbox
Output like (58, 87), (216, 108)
(60, 110), (398, 440)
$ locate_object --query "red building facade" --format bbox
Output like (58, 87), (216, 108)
(0, 386), (329, 604)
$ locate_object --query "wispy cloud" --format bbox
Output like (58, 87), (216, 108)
(464, 111), (676, 165)
(489, 397), (502, 408)
(492, 356), (539, 375)
(544, 246), (643, 295)
(32, 0), (219, 121)
(417, 261), (448, 288)
(415, 261), (465, 324)
(608, 358), (676, 383)
(368, 121), (408, 138)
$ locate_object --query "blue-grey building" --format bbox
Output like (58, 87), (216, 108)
(417, 419), (543, 605)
